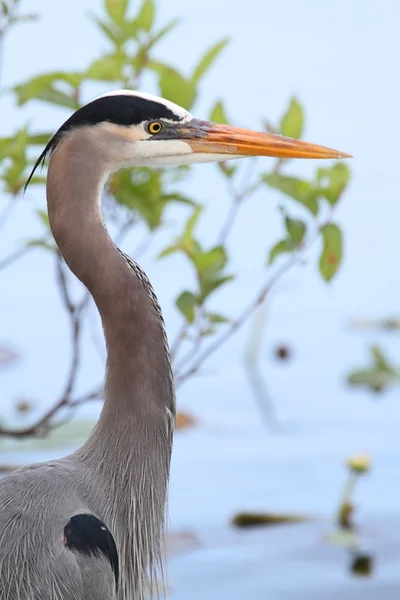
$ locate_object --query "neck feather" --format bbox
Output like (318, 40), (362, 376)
(46, 129), (175, 599)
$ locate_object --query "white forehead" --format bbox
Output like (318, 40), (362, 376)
(95, 89), (193, 123)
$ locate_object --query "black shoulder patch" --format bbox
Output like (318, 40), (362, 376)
(24, 93), (182, 191)
(63, 513), (119, 590)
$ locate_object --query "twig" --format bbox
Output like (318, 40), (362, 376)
(216, 159), (257, 245)
(171, 162), (259, 363)
(0, 196), (18, 234)
(175, 250), (301, 387)
(0, 1), (17, 87)
(69, 386), (103, 407)
(56, 251), (74, 313)
(0, 306), (83, 438)
(0, 245), (33, 271)
(0, 250), (89, 438)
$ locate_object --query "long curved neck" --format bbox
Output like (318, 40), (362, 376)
(47, 131), (174, 414)
(46, 130), (175, 599)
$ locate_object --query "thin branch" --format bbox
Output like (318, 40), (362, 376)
(175, 250), (302, 387)
(174, 307), (206, 371)
(56, 251), (74, 313)
(0, 245), (33, 271)
(69, 386), (103, 407)
(0, 195), (18, 234)
(0, 300), (84, 438)
(171, 162), (259, 363)
(0, 249), (89, 438)
(216, 159), (257, 246)
(0, 1), (18, 87)
(170, 323), (188, 362)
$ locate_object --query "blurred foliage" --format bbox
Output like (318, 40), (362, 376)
(232, 511), (311, 528)
(0, 0), (36, 35)
(347, 344), (400, 394)
(346, 315), (399, 396)
(325, 454), (374, 578)
(0, 0), (352, 435)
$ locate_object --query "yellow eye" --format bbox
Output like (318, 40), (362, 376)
(147, 121), (163, 134)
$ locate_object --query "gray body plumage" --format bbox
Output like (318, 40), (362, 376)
(0, 460), (117, 599)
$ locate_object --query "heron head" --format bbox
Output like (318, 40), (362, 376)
(26, 89), (351, 188)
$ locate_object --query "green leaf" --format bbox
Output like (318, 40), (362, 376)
(7, 127), (29, 159)
(347, 369), (400, 390)
(28, 133), (52, 145)
(1, 2), (9, 17)
(35, 87), (79, 109)
(209, 100), (229, 124)
(91, 15), (120, 45)
(207, 312), (230, 324)
(268, 239), (294, 265)
(14, 72), (81, 106)
(176, 291), (197, 323)
(105, 0), (128, 26)
(111, 167), (194, 230)
(86, 53), (125, 81)
(155, 64), (196, 109)
(194, 246), (227, 278)
(319, 223), (343, 281)
(192, 38), (228, 84)
(181, 205), (203, 249)
(217, 162), (236, 178)
(317, 162), (351, 205)
(148, 18), (179, 45)
(13, 14), (38, 25)
(36, 209), (50, 228)
(1, 128), (29, 194)
(24, 238), (55, 252)
(135, 0), (154, 32)
(371, 344), (396, 373)
(158, 244), (180, 259)
(200, 326), (216, 337)
(200, 274), (233, 301)
(131, 19), (179, 54)
(285, 216), (306, 246)
(280, 97), (304, 139)
(163, 193), (196, 207)
(263, 173), (319, 215)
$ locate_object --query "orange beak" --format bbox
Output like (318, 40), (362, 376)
(181, 120), (351, 160)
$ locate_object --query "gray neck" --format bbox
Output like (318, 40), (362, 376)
(46, 129), (175, 599)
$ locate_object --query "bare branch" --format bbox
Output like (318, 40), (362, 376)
(216, 159), (257, 245)
(0, 196), (18, 235)
(0, 249), (91, 438)
(69, 386), (103, 407)
(56, 251), (74, 314)
(0, 306), (83, 438)
(170, 323), (188, 362)
(175, 249), (302, 387)
(0, 245), (33, 271)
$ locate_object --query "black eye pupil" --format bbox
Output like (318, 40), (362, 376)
(149, 122), (162, 133)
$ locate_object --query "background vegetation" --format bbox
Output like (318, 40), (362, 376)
(0, 0), (355, 437)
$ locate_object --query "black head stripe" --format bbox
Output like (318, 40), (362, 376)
(24, 93), (183, 191)
(63, 513), (119, 590)
(63, 94), (182, 129)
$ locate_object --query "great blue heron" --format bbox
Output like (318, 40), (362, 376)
(0, 90), (349, 599)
